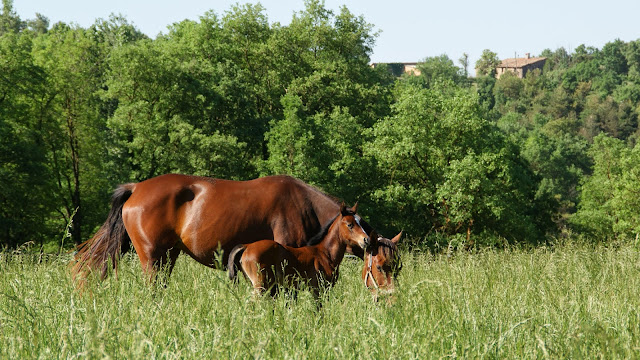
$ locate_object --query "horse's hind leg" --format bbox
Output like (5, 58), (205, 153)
(130, 232), (181, 285)
(269, 284), (280, 297)
(156, 246), (181, 287)
(123, 197), (183, 286)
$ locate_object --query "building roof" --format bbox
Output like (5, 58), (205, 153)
(498, 57), (546, 68)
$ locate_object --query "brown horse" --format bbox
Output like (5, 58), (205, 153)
(363, 231), (402, 301)
(227, 204), (369, 298)
(72, 174), (399, 290)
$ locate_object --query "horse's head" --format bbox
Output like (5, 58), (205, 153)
(363, 230), (402, 299)
(338, 202), (370, 250)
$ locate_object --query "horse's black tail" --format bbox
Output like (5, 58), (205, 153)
(72, 183), (134, 288)
(228, 244), (246, 282)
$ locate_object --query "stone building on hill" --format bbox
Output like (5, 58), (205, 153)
(495, 53), (546, 78)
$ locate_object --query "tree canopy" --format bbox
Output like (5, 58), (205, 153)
(2, 0), (640, 249)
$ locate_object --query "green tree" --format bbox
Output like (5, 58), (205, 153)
(624, 40), (640, 80)
(263, 94), (372, 203)
(261, 0), (390, 207)
(263, 95), (325, 182)
(277, 0), (390, 125)
(600, 39), (628, 76)
(572, 44), (598, 64)
(26, 13), (48, 34)
(475, 49), (500, 77)
(572, 134), (640, 240)
(159, 4), (283, 160)
(521, 128), (591, 228)
(493, 71), (525, 113)
(580, 94), (637, 142)
(541, 47), (570, 71)
(0, 31), (54, 246)
(475, 75), (496, 111)
(32, 24), (113, 245)
(365, 82), (549, 245)
(0, 0), (24, 34)
(106, 36), (253, 181)
(614, 40), (640, 105)
(458, 52), (469, 77)
(414, 54), (465, 87)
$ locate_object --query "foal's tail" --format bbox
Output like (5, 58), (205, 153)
(227, 244), (246, 282)
(72, 183), (135, 288)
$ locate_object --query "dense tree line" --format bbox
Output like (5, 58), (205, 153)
(1, 0), (639, 249)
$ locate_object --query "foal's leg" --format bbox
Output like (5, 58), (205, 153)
(243, 262), (267, 297)
(310, 277), (327, 310)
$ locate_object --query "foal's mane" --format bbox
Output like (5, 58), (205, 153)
(305, 207), (357, 246)
(306, 214), (339, 246)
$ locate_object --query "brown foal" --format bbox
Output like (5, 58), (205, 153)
(228, 204), (369, 298)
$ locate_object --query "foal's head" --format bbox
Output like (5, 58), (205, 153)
(363, 231), (402, 297)
(337, 202), (370, 250)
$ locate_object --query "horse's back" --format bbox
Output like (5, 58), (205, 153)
(242, 240), (293, 268)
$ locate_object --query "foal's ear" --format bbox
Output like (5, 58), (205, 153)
(351, 201), (358, 214)
(340, 202), (347, 215)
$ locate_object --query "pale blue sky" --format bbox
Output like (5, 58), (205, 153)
(14, 0), (640, 75)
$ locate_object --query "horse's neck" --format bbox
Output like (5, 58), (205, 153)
(312, 221), (347, 273)
(306, 187), (340, 224)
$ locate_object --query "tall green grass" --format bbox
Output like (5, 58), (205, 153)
(1, 243), (640, 358)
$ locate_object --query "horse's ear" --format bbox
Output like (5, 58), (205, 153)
(351, 201), (358, 214)
(367, 230), (378, 249)
(391, 231), (402, 245)
(369, 230), (378, 243)
(340, 202), (347, 215)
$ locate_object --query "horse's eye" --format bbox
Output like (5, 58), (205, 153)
(376, 265), (382, 271)
(347, 223), (354, 229)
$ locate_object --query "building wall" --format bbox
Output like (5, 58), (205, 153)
(496, 60), (545, 79)
(521, 62), (545, 78)
(496, 67), (523, 78)
(404, 64), (421, 76)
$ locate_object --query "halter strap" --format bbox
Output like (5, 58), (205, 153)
(364, 251), (379, 289)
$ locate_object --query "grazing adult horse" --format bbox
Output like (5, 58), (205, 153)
(227, 204), (369, 298)
(363, 231), (402, 300)
(72, 174), (399, 290)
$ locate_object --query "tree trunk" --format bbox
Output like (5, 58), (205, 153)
(66, 98), (83, 245)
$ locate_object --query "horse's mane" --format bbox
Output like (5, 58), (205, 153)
(289, 176), (342, 204)
(374, 237), (398, 260)
(377, 237), (397, 250)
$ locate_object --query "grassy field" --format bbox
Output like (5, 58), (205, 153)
(1, 242), (640, 359)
